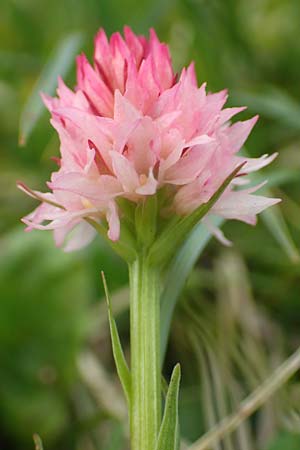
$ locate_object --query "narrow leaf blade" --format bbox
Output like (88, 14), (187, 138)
(261, 200), (299, 263)
(19, 32), (84, 145)
(233, 86), (300, 131)
(156, 363), (181, 450)
(101, 271), (131, 405)
(33, 434), (44, 450)
(160, 217), (223, 364)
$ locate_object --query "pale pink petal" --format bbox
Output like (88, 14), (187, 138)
(158, 140), (185, 181)
(155, 111), (182, 129)
(242, 153), (278, 173)
(63, 221), (97, 252)
(53, 107), (114, 170)
(49, 172), (122, 203)
(202, 217), (232, 246)
(17, 182), (61, 207)
(23, 208), (98, 231)
(219, 106), (247, 124)
(22, 202), (62, 231)
(110, 151), (140, 192)
(212, 188), (281, 224)
(185, 134), (215, 147)
(53, 222), (76, 247)
(125, 117), (158, 174)
(173, 170), (212, 214)
(106, 201), (120, 241)
(135, 169), (158, 195)
(225, 115), (259, 154)
(164, 142), (214, 185)
(114, 90), (141, 122)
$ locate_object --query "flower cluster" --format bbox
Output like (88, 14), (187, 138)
(19, 27), (279, 251)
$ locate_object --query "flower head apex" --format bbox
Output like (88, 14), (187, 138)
(19, 27), (280, 254)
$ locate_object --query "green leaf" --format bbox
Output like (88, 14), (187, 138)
(160, 217), (223, 364)
(233, 86), (300, 131)
(241, 148), (299, 262)
(87, 218), (137, 263)
(160, 163), (299, 363)
(101, 272), (131, 406)
(33, 434), (44, 450)
(150, 163), (245, 266)
(260, 168), (299, 189)
(135, 195), (157, 248)
(261, 201), (300, 263)
(105, 420), (125, 450)
(19, 32), (84, 145)
(267, 432), (300, 450)
(155, 364), (181, 450)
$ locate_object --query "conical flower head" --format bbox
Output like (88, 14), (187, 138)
(19, 27), (280, 255)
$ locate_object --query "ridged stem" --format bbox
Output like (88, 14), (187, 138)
(129, 253), (161, 450)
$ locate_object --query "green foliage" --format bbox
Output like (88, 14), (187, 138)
(101, 272), (131, 406)
(19, 32), (84, 145)
(268, 432), (300, 450)
(33, 434), (44, 450)
(0, 231), (91, 445)
(156, 364), (181, 450)
(1, 0), (300, 449)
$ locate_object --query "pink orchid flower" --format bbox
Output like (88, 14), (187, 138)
(19, 27), (280, 251)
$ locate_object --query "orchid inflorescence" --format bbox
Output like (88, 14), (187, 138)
(18, 27), (279, 256)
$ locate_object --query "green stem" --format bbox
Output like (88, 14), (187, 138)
(129, 253), (161, 450)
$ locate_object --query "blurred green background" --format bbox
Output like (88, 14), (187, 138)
(1, 0), (300, 449)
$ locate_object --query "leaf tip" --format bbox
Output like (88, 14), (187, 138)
(33, 434), (43, 450)
(172, 363), (181, 381)
(100, 270), (110, 307)
(19, 134), (26, 147)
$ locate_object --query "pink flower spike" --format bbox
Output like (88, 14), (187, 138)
(19, 27), (279, 251)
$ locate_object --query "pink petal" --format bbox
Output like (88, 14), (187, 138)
(106, 201), (120, 241)
(110, 151), (139, 192)
(124, 26), (145, 66)
(202, 217), (232, 246)
(225, 115), (259, 154)
(63, 221), (97, 252)
(219, 106), (247, 124)
(49, 172), (122, 203)
(242, 153), (278, 173)
(114, 90), (141, 122)
(76, 54), (113, 116)
(212, 188), (281, 224)
(164, 142), (214, 185)
(135, 169), (158, 195)
(148, 28), (174, 91)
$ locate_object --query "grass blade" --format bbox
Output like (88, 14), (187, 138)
(33, 434), (44, 450)
(189, 346), (300, 450)
(19, 32), (84, 145)
(233, 86), (300, 131)
(261, 202), (300, 263)
(101, 271), (131, 406)
(160, 216), (223, 364)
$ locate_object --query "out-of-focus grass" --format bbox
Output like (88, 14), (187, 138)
(1, 0), (300, 449)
